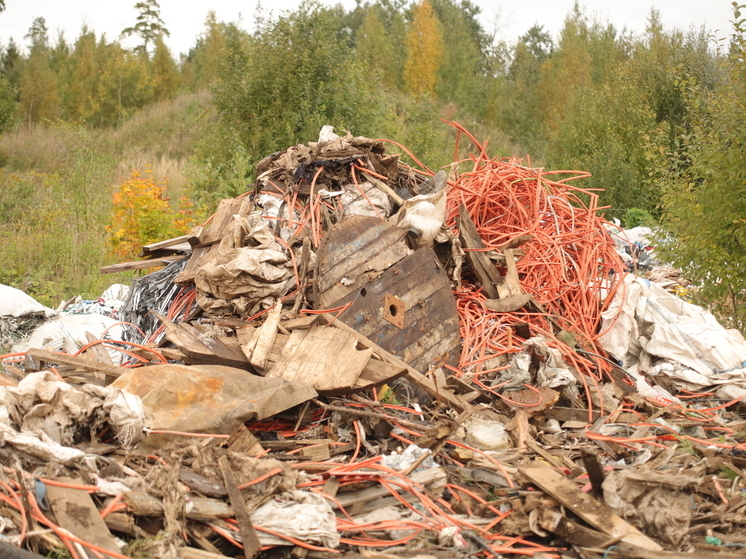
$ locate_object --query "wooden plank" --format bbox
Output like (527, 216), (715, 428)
(100, 255), (187, 274)
(249, 303), (282, 370)
(198, 198), (243, 247)
(178, 548), (232, 559)
(26, 348), (128, 378)
(156, 314), (248, 368)
(266, 329), (308, 377)
(142, 234), (192, 253)
(218, 455), (261, 559)
(519, 462), (662, 551)
(458, 203), (507, 299)
(46, 478), (120, 558)
(180, 323), (248, 367)
(316, 237), (461, 375)
(353, 357), (407, 390)
(84, 332), (116, 384)
(175, 245), (211, 285)
(315, 216), (407, 293)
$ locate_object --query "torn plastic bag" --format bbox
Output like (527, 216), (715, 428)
(391, 189), (447, 247)
(603, 469), (700, 547)
(249, 490), (339, 548)
(600, 274), (746, 383)
(194, 214), (295, 317)
(0, 371), (144, 447)
(111, 364), (317, 438)
(339, 181), (391, 218)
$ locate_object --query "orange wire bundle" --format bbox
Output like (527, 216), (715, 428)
(443, 122), (625, 385)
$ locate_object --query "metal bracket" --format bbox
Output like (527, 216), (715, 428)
(383, 293), (405, 329)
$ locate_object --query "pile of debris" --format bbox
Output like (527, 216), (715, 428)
(1, 125), (746, 559)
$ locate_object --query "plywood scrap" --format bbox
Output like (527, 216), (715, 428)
(519, 462), (663, 551)
(266, 323), (372, 393)
(156, 314), (247, 368)
(46, 478), (120, 557)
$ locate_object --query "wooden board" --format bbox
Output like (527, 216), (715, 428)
(266, 325), (372, 393)
(26, 348), (129, 378)
(100, 255), (187, 274)
(519, 462), (663, 551)
(156, 314), (248, 368)
(46, 478), (120, 558)
(315, 216), (460, 374)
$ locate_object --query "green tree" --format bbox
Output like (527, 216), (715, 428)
(122, 0), (169, 55)
(214, 2), (389, 162)
(151, 34), (179, 100)
(651, 4), (746, 329)
(355, 7), (399, 88)
(19, 17), (60, 123)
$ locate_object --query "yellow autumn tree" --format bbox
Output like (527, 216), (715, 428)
(404, 0), (443, 96)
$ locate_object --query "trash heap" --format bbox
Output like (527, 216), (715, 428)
(1, 124), (746, 559)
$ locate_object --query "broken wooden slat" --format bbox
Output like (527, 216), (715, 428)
(100, 255), (187, 274)
(483, 293), (532, 313)
(123, 492), (233, 520)
(26, 348), (128, 378)
(519, 462), (662, 551)
(218, 455), (262, 559)
(249, 303), (282, 370)
(458, 203), (507, 299)
(156, 314), (248, 368)
(46, 478), (120, 557)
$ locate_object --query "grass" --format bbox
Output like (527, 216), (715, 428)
(0, 90), (214, 306)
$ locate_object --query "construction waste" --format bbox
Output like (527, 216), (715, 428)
(1, 123), (746, 559)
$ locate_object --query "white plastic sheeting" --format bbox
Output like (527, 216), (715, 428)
(600, 274), (746, 389)
(0, 284), (55, 318)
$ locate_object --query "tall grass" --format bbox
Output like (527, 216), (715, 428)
(0, 91), (214, 306)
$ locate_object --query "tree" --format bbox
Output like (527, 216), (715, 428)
(122, 0), (169, 55)
(19, 17), (60, 123)
(404, 0), (443, 95)
(151, 34), (179, 100)
(651, 3), (746, 330)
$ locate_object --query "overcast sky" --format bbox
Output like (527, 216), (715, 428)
(0, 1), (735, 57)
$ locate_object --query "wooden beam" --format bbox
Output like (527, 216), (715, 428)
(519, 462), (662, 551)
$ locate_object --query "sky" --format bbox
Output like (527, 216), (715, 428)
(0, 0), (736, 57)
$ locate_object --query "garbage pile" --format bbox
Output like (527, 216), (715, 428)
(1, 124), (746, 559)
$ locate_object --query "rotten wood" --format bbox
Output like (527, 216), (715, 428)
(123, 492), (233, 520)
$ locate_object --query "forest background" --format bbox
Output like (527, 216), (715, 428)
(1, 0), (745, 330)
